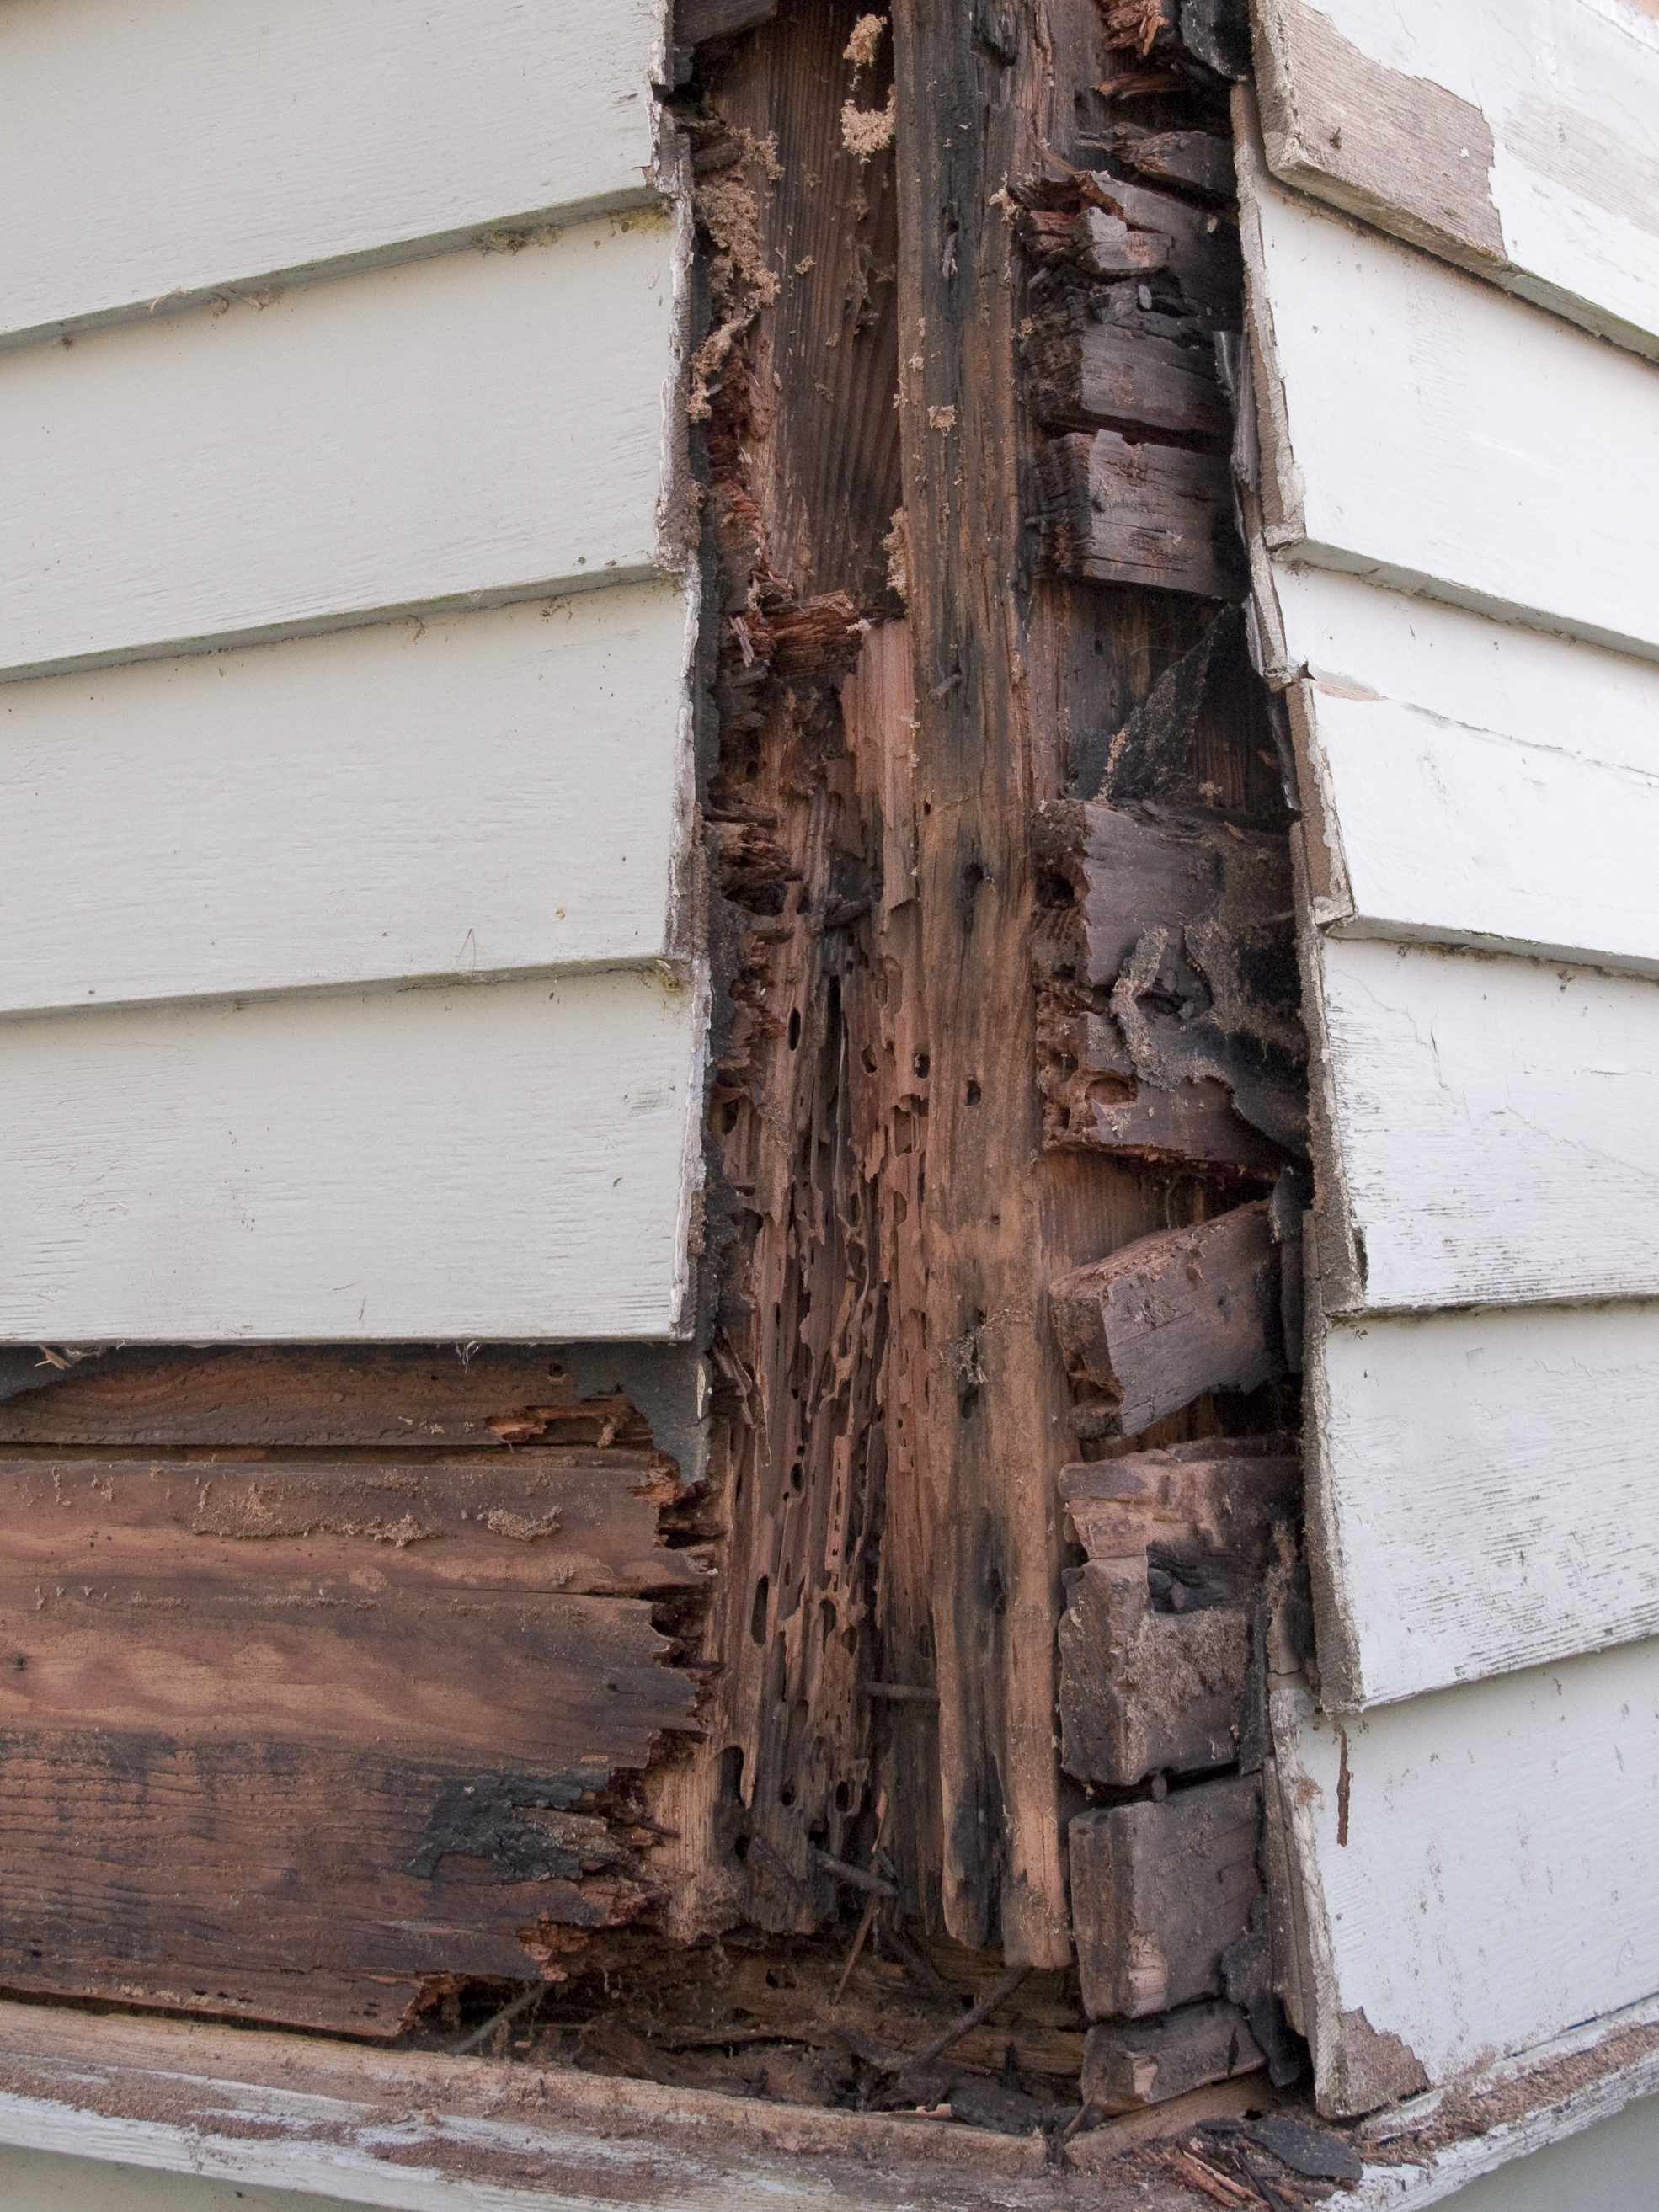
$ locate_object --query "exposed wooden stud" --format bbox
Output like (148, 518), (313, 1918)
(1070, 1776), (1263, 2021)
(1049, 1202), (1286, 1436)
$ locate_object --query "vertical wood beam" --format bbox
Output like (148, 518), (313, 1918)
(888, 0), (1102, 1967)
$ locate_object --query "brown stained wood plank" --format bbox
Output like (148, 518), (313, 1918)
(1026, 322), (1232, 447)
(0, 1590), (696, 1769)
(1069, 1775), (1262, 2020)
(0, 1451), (707, 1598)
(1050, 1202), (1285, 1437)
(1035, 429), (1244, 600)
(0, 1733), (664, 2033)
(0, 1346), (648, 1451)
(1059, 1562), (1249, 1785)
(1059, 1442), (1300, 1574)
(1082, 2000), (1264, 2112)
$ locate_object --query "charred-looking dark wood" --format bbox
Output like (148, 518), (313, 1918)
(1070, 1774), (1262, 2020)
(1050, 1202), (1286, 1436)
(1034, 792), (1305, 1166)
(1083, 2000), (1265, 2113)
(1036, 430), (1243, 599)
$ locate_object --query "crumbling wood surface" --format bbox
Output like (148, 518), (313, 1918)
(1059, 1441), (1300, 1576)
(1034, 794), (1304, 1163)
(1084, 2000), (1265, 2113)
(1050, 1202), (1285, 1436)
(1070, 1776), (1262, 2020)
(1025, 322), (1232, 447)
(1059, 1564), (1250, 1785)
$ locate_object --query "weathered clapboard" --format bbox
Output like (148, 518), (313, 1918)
(1238, 141), (1659, 664)
(0, 0), (669, 344)
(0, 584), (693, 1012)
(1251, 0), (1659, 360)
(0, 216), (679, 680)
(0, 973), (702, 1342)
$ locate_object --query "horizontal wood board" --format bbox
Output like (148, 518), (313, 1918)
(1276, 567), (1659, 974)
(0, 0), (669, 344)
(0, 217), (679, 680)
(1271, 1647), (1659, 2107)
(1315, 937), (1659, 1311)
(0, 973), (702, 1343)
(1242, 172), (1659, 663)
(1309, 1303), (1659, 1706)
(0, 584), (692, 1013)
(1250, 0), (1659, 360)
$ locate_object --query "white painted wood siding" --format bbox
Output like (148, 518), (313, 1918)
(1310, 1304), (1659, 1707)
(1278, 569), (1659, 976)
(1245, 175), (1659, 664)
(0, 0), (667, 346)
(1250, 0), (1659, 360)
(0, 584), (692, 1015)
(0, 973), (702, 1343)
(1270, 1650), (1659, 2111)
(1316, 938), (1659, 1312)
(0, 216), (678, 680)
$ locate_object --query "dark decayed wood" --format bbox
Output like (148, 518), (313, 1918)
(1036, 429), (1244, 599)
(1059, 1561), (1249, 1784)
(1025, 322), (1232, 447)
(1070, 1775), (1262, 2020)
(1082, 1999), (1265, 2113)
(1049, 1202), (1285, 1436)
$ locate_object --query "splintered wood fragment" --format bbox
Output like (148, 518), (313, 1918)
(1049, 1204), (1285, 1436)
(1088, 125), (1236, 201)
(1025, 323), (1232, 447)
(813, 1850), (898, 1898)
(1074, 204), (1171, 276)
(881, 1965), (1030, 2076)
(1070, 1777), (1262, 2019)
(1058, 1440), (1301, 1575)
(1082, 176), (1244, 322)
(1059, 1561), (1249, 1785)
(1035, 431), (1244, 600)
(1032, 795), (1304, 1159)
(1082, 1999), (1265, 2112)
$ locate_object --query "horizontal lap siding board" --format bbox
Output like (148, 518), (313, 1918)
(1241, 171), (1659, 664)
(1315, 937), (1659, 1311)
(1309, 1303), (1659, 1707)
(1270, 1648), (1659, 2113)
(0, 215), (678, 680)
(0, 972), (703, 1342)
(0, 0), (668, 344)
(1276, 568), (1659, 975)
(1249, 0), (1659, 360)
(0, 584), (693, 1013)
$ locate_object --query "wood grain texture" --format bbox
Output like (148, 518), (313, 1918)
(1270, 1650), (1659, 2112)
(0, 585), (693, 1014)
(1307, 1302), (1659, 1707)
(1250, 0), (1659, 360)
(1024, 321), (1233, 446)
(1051, 1202), (1286, 1436)
(1082, 2002), (1265, 2113)
(1315, 937), (1659, 1311)
(1037, 430), (1246, 600)
(0, 972), (702, 1343)
(0, 0), (669, 344)
(1275, 568), (1659, 974)
(1240, 169), (1659, 662)
(1070, 1776), (1262, 2020)
(0, 216), (680, 680)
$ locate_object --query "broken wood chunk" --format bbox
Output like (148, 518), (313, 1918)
(1082, 176), (1243, 323)
(1082, 1999), (1265, 2112)
(1059, 1440), (1301, 1580)
(1075, 203), (1171, 278)
(1024, 321), (1232, 448)
(1033, 795), (1304, 1159)
(1059, 1559), (1249, 1784)
(1049, 1204), (1286, 1437)
(1085, 125), (1237, 202)
(1070, 1776), (1262, 2020)
(1035, 429), (1245, 600)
